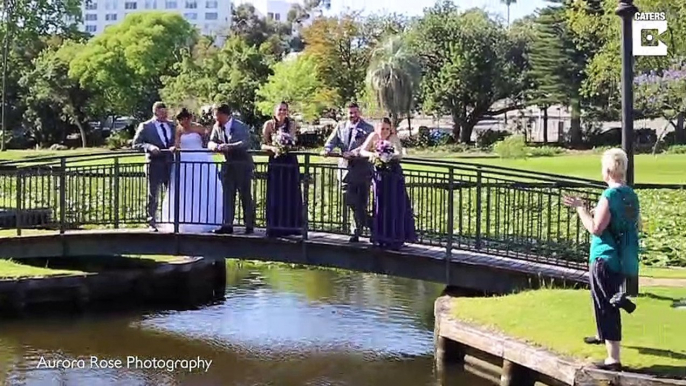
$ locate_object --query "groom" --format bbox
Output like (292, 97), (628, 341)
(132, 101), (175, 231)
(208, 104), (255, 234)
(322, 102), (374, 242)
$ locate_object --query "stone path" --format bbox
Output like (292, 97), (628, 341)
(640, 277), (686, 288)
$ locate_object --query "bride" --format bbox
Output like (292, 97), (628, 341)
(158, 108), (223, 233)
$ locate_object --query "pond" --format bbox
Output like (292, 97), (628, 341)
(0, 262), (490, 385)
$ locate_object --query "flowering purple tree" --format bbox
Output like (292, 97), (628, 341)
(634, 60), (686, 144)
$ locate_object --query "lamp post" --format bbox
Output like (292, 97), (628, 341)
(615, 0), (639, 296)
(0, 0), (11, 152)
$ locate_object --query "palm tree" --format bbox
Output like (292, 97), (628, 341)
(366, 35), (421, 129)
(502, 0), (517, 26)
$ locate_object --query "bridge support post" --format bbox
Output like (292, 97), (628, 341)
(15, 169), (22, 236)
(475, 168), (482, 250)
(113, 157), (120, 229)
(59, 157), (66, 234)
(301, 154), (310, 262)
(446, 167), (454, 284)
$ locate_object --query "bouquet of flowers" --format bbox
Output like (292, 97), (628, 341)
(374, 140), (394, 168)
(273, 131), (295, 156)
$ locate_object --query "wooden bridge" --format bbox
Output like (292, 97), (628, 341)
(0, 151), (605, 293)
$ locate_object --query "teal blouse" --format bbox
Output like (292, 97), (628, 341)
(589, 185), (640, 276)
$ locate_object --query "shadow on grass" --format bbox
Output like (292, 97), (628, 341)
(14, 255), (177, 273)
(626, 346), (686, 361)
(637, 292), (683, 304)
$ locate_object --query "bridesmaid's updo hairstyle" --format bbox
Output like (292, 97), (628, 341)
(176, 108), (192, 121)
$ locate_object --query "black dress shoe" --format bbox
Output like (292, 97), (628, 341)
(244, 227), (254, 235)
(148, 225), (159, 232)
(213, 226), (233, 234)
(584, 336), (603, 345)
(591, 361), (622, 371)
(349, 235), (359, 243)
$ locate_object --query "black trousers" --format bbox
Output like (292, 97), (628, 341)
(590, 259), (623, 342)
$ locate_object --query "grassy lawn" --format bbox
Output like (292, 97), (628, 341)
(452, 287), (686, 378)
(409, 150), (686, 184)
(0, 259), (85, 279)
(640, 266), (686, 279)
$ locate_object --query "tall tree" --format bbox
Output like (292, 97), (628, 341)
(69, 12), (197, 119)
(501, 0), (517, 25)
(366, 35), (421, 127)
(256, 54), (336, 122)
(21, 40), (101, 147)
(301, 14), (369, 111)
(408, 1), (528, 142)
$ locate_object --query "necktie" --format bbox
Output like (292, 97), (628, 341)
(160, 122), (170, 147)
(348, 124), (355, 145)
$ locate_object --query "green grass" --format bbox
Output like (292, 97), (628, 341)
(452, 287), (686, 378)
(0, 259), (85, 278)
(640, 266), (686, 279)
(411, 151), (686, 184)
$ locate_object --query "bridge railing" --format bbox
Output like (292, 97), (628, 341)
(0, 150), (604, 269)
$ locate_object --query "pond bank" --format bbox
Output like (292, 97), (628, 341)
(434, 291), (686, 386)
(0, 256), (226, 316)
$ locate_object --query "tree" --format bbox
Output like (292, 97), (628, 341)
(20, 40), (101, 147)
(366, 35), (421, 127)
(408, 1), (528, 142)
(635, 62), (686, 144)
(501, 0), (517, 25)
(161, 36), (272, 127)
(528, 3), (584, 143)
(69, 12), (197, 119)
(301, 14), (369, 110)
(0, 0), (83, 149)
(256, 54), (336, 122)
(230, 3), (293, 57)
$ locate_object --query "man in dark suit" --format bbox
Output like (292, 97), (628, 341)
(132, 101), (175, 231)
(208, 104), (255, 234)
(321, 102), (374, 242)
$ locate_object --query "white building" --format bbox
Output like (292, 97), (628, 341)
(233, 0), (297, 23)
(79, 0), (232, 42)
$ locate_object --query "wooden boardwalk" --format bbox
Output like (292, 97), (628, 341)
(0, 228), (589, 293)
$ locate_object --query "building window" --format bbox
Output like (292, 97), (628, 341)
(85, 25), (97, 32)
(85, 1), (97, 9)
(204, 12), (217, 20)
(124, 1), (136, 9)
(145, 0), (156, 8)
(165, 0), (176, 7)
(105, 0), (118, 9)
(274, 13), (280, 21)
(205, 0), (216, 8)
(185, 0), (196, 8)
(105, 13), (117, 20)
(267, 12), (273, 19)
(184, 12), (197, 19)
(85, 13), (97, 21)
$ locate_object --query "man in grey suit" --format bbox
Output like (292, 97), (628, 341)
(132, 101), (176, 231)
(208, 104), (255, 234)
(321, 102), (374, 242)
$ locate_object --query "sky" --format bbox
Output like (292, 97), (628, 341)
(326, 0), (548, 22)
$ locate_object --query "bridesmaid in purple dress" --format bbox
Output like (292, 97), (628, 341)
(261, 102), (303, 237)
(359, 117), (417, 250)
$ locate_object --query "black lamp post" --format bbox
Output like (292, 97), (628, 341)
(615, 0), (639, 296)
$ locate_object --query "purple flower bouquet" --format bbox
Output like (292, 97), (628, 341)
(374, 140), (394, 168)
(273, 131), (295, 156)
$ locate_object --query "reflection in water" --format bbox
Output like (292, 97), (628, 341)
(0, 263), (491, 385)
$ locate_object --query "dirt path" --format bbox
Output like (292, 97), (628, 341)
(640, 277), (686, 288)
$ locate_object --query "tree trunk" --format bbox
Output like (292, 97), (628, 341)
(568, 99), (582, 146)
(543, 106), (548, 144)
(451, 111), (461, 141)
(675, 112), (685, 144)
(406, 115), (412, 135)
(390, 111), (400, 129)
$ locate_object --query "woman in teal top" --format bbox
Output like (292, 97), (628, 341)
(563, 148), (640, 372)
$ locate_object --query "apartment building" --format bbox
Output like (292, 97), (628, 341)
(80, 0), (232, 41)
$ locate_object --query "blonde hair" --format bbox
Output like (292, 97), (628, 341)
(601, 148), (628, 181)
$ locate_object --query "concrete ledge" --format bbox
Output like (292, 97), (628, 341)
(434, 296), (686, 386)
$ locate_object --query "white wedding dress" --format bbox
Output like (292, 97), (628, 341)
(158, 132), (223, 233)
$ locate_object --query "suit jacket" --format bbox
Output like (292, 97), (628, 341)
(208, 118), (255, 173)
(324, 119), (374, 184)
(132, 118), (176, 165)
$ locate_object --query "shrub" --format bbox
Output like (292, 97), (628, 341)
(493, 135), (528, 159)
(105, 130), (132, 150)
(527, 146), (563, 157)
(476, 129), (510, 148)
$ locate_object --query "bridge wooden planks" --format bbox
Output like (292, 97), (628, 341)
(0, 228), (589, 287)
